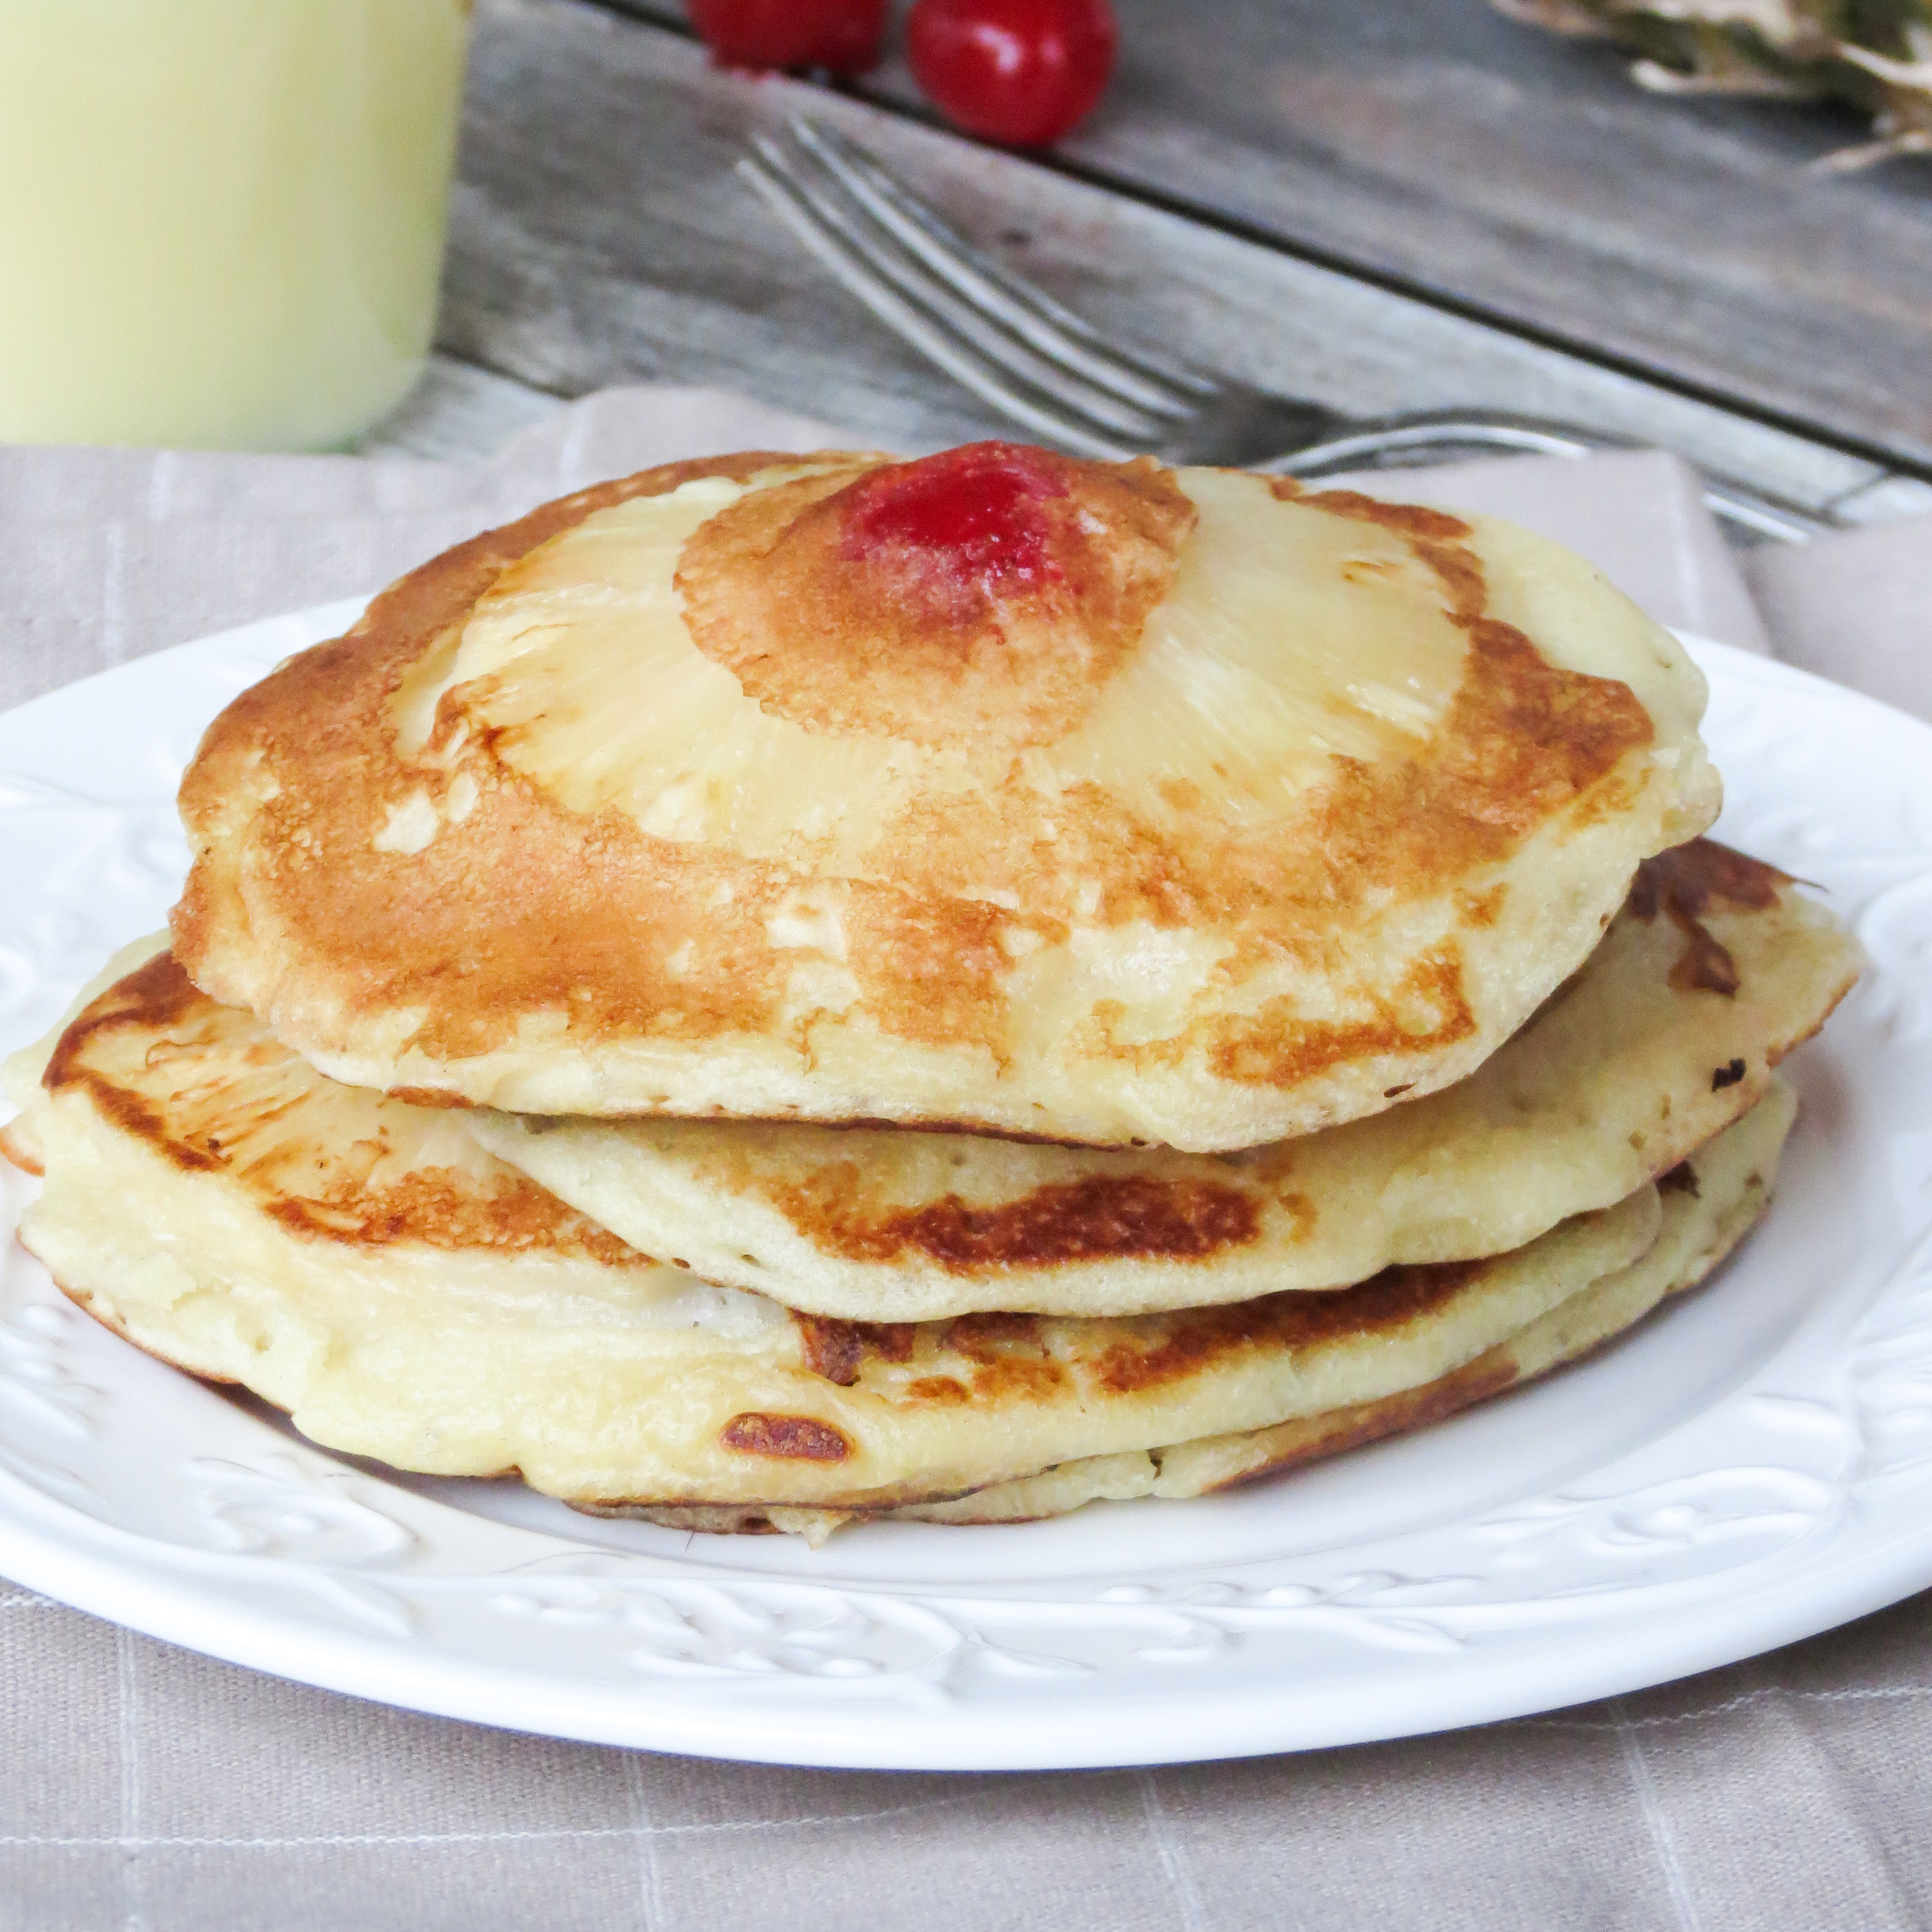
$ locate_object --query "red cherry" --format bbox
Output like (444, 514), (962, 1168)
(839, 442), (1071, 613)
(686, 0), (886, 75)
(907, 0), (1117, 147)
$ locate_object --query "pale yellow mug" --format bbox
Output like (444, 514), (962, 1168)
(0, 0), (471, 450)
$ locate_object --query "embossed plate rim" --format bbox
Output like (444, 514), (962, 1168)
(1, 601), (1929, 1769)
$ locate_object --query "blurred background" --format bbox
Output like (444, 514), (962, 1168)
(3, 0), (1926, 515)
(413, 0), (1932, 497)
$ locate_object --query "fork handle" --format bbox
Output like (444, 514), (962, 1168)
(1155, 391), (1351, 468)
(1261, 411), (1836, 544)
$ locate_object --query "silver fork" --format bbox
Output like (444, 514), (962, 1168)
(739, 117), (1833, 545)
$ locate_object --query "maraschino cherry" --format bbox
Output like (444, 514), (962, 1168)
(839, 442), (1073, 615)
(686, 0), (886, 75)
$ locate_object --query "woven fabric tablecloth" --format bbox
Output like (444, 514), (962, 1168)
(4, 388), (1931, 1932)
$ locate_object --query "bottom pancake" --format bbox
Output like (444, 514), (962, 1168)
(3, 951), (1791, 1536)
(642, 1085), (1788, 1538)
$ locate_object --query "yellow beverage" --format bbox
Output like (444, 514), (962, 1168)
(0, 0), (471, 449)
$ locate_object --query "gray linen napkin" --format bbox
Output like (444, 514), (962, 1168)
(5, 387), (1932, 1932)
(8, 399), (1921, 717)
(0, 385), (840, 713)
(1745, 515), (1932, 721)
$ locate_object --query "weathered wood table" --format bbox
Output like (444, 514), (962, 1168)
(7, 8), (1932, 1928)
(375, 0), (1932, 535)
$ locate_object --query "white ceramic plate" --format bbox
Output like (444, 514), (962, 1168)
(3, 602), (1930, 1771)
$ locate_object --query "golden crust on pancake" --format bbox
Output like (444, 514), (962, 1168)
(34, 952), (646, 1268)
(172, 446), (1718, 1149)
(633, 1085), (1793, 1538)
(1, 949), (1720, 1516)
(468, 839), (1856, 1319)
(0, 932), (176, 1176)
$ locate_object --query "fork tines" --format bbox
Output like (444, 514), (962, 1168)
(738, 117), (1221, 460)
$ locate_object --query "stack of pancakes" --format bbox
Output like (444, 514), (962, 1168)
(0, 444), (1860, 1541)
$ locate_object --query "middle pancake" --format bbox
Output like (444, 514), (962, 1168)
(467, 838), (1859, 1321)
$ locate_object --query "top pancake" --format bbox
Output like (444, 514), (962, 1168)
(173, 443), (1720, 1149)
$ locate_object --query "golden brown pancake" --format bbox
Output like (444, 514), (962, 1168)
(620, 1086), (1794, 1539)
(468, 838), (1855, 1319)
(171, 445), (1718, 1149)
(0, 949), (1789, 1532)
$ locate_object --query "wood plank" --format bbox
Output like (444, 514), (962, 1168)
(440, 0), (1900, 513)
(606, 0), (1932, 471)
(1069, 0), (1932, 469)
